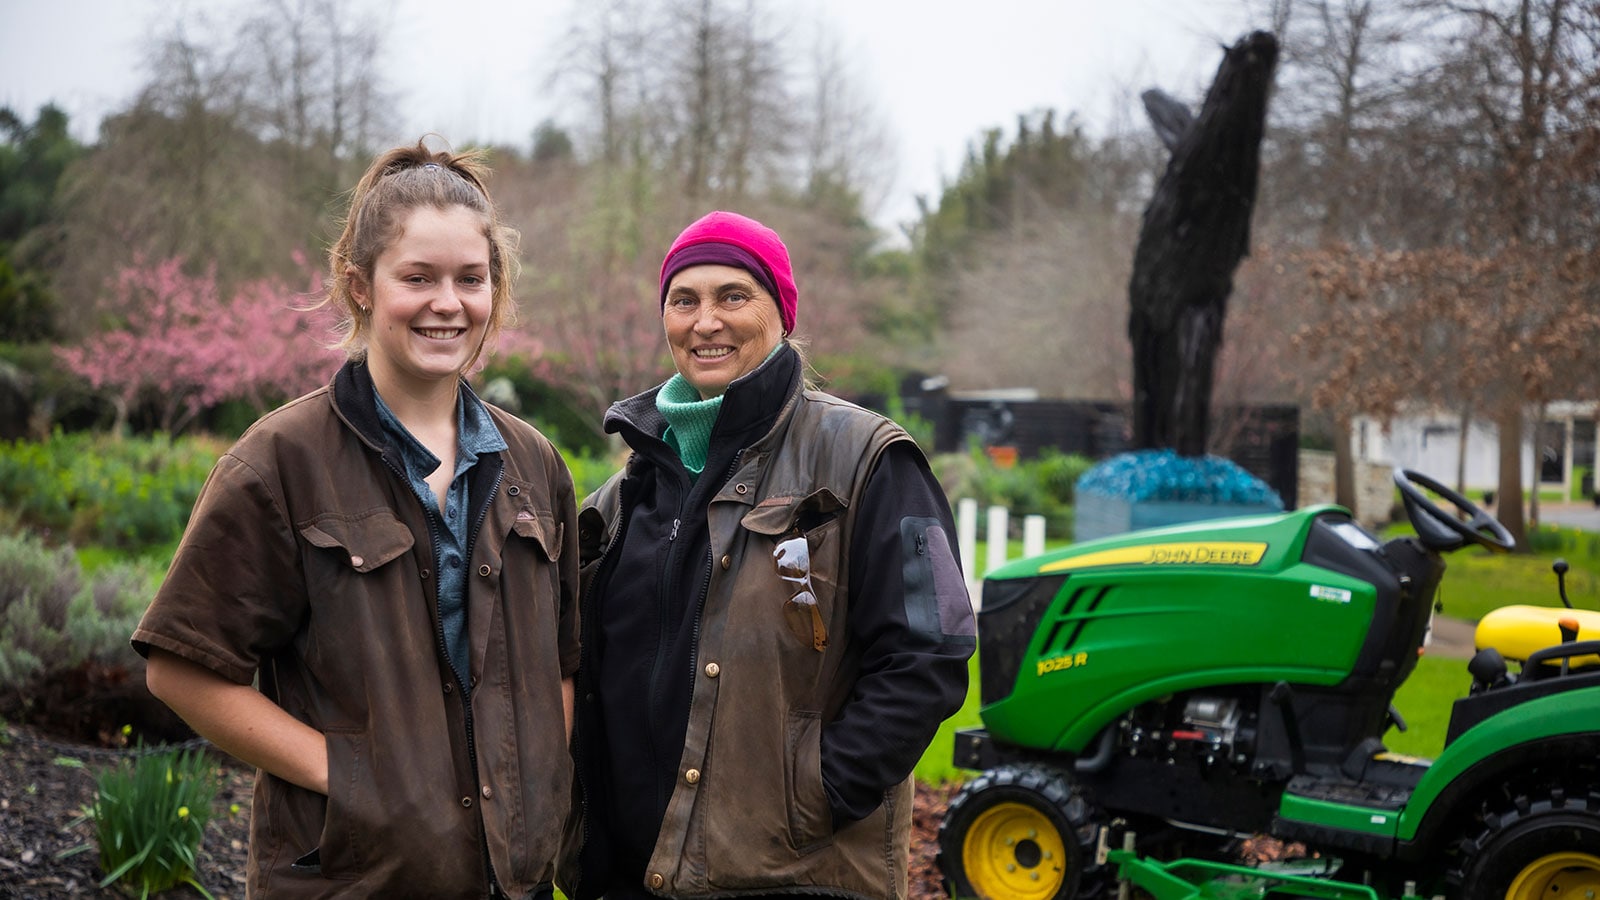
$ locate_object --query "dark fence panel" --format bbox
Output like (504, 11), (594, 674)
(899, 378), (1298, 507)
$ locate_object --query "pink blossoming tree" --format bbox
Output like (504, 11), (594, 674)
(56, 256), (342, 435)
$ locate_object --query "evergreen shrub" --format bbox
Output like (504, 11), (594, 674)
(0, 432), (222, 551)
(0, 531), (153, 692)
(562, 448), (625, 500)
(930, 448), (1093, 538)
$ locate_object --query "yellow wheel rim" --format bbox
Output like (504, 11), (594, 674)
(960, 800), (1069, 900)
(1506, 851), (1600, 900)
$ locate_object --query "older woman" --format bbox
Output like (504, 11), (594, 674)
(560, 211), (975, 899)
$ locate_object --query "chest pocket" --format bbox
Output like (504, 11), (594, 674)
(740, 488), (848, 645)
(740, 487), (847, 537)
(510, 509), (562, 562)
(300, 508), (415, 573)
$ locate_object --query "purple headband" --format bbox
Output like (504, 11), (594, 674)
(658, 211), (799, 333)
(660, 243), (781, 313)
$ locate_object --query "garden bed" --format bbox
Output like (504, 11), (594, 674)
(0, 724), (252, 899)
(0, 722), (956, 899)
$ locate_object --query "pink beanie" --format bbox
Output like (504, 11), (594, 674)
(659, 211), (799, 334)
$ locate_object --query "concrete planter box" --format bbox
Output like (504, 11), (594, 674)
(1074, 493), (1282, 543)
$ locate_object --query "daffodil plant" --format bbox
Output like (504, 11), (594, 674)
(88, 737), (219, 899)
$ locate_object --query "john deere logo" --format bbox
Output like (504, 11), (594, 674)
(1040, 541), (1267, 573)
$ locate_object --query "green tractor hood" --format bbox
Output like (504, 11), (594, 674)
(976, 505), (1408, 753)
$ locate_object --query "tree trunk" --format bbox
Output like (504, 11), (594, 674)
(1497, 405), (1528, 549)
(1128, 31), (1278, 456)
(1334, 415), (1357, 511)
(1529, 402), (1546, 530)
(111, 396), (129, 439)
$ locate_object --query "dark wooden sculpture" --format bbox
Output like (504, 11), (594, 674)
(1128, 31), (1278, 456)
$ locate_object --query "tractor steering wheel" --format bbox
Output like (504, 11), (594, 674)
(1393, 468), (1515, 553)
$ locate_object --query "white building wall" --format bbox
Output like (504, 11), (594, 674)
(1353, 413), (1526, 492)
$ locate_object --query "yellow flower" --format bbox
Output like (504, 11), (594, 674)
(178, 806), (190, 819)
(165, 768), (173, 784)
(120, 724), (132, 737)
(230, 803), (241, 816)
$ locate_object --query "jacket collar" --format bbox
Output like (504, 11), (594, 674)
(332, 358), (392, 454)
(331, 357), (507, 521)
(606, 343), (801, 464)
(330, 357), (502, 462)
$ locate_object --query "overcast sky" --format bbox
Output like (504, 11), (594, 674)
(0, 0), (1255, 231)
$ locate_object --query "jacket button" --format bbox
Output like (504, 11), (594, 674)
(720, 554), (731, 570)
(507, 485), (520, 496)
(481, 785), (493, 800)
(460, 797), (473, 808)
(684, 768), (701, 784)
(478, 564), (491, 577)
(704, 662), (720, 678)
(421, 568), (431, 580)
(734, 483), (748, 495)
(443, 681), (454, 694)
(648, 874), (665, 890)
(349, 554), (364, 568)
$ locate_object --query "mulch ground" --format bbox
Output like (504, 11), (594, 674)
(0, 724), (253, 899)
(1, 721), (957, 899)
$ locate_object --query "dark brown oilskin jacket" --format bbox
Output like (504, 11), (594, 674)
(133, 361), (579, 899)
(560, 383), (915, 899)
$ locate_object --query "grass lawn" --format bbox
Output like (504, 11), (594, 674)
(1385, 654), (1473, 758)
(915, 654), (982, 786)
(1437, 539), (1600, 620)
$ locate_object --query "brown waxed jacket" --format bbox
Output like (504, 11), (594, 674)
(133, 361), (579, 899)
(561, 383), (917, 898)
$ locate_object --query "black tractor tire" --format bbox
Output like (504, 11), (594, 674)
(937, 763), (1105, 900)
(1455, 784), (1600, 900)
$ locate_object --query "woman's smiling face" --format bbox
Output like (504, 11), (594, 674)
(355, 204), (493, 393)
(662, 264), (783, 398)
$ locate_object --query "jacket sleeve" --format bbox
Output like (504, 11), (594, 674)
(820, 440), (976, 824)
(131, 452), (308, 685)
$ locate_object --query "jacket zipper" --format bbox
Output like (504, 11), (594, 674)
(685, 451), (744, 712)
(645, 463), (697, 834)
(461, 465), (504, 892)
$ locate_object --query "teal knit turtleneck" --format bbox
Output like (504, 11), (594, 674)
(655, 375), (723, 475)
(656, 344), (784, 474)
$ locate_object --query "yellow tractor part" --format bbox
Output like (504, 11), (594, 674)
(1476, 605), (1600, 666)
(1505, 851), (1600, 900)
(960, 801), (1068, 900)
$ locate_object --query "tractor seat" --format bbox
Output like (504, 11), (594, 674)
(1476, 605), (1600, 667)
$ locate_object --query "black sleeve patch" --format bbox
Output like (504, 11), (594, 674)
(900, 515), (976, 640)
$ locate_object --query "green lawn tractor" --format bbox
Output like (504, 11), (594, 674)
(938, 469), (1600, 900)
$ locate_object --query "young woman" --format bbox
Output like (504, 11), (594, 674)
(135, 140), (578, 898)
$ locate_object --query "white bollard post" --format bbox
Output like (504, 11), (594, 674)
(1024, 514), (1046, 559)
(957, 498), (980, 609)
(957, 498), (978, 578)
(986, 505), (1008, 576)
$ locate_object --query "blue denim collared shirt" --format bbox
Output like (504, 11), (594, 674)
(374, 382), (507, 689)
